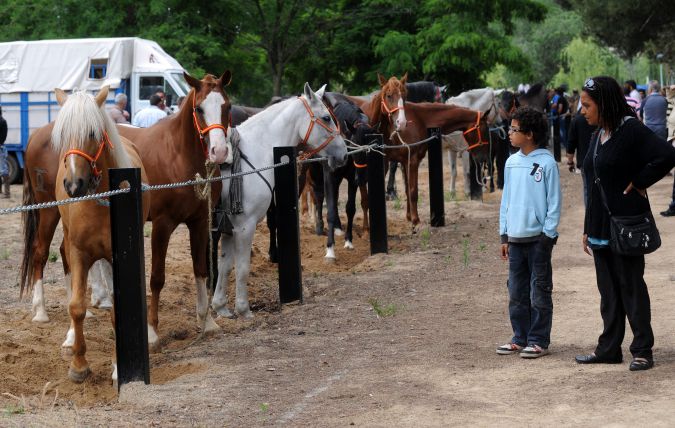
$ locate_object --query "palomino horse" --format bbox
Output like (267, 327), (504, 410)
(211, 83), (348, 319)
(359, 75), (490, 227)
(21, 72), (233, 352)
(51, 86), (151, 382)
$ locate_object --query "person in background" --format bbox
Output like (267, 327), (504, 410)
(0, 107), (9, 198)
(566, 96), (597, 206)
(154, 90), (172, 114)
(642, 80), (668, 140)
(106, 93), (130, 124)
(575, 76), (675, 371)
(497, 106), (561, 359)
(132, 94), (167, 128)
(624, 80), (640, 102)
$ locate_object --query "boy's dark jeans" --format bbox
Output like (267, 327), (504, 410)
(507, 238), (555, 349)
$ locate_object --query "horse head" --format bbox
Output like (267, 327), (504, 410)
(52, 86), (122, 197)
(298, 83), (348, 171)
(462, 106), (492, 154)
(498, 90), (519, 123)
(377, 73), (408, 132)
(185, 71), (233, 164)
(324, 92), (375, 169)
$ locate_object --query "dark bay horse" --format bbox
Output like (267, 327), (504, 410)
(21, 71), (233, 351)
(298, 92), (375, 260)
(359, 75), (491, 228)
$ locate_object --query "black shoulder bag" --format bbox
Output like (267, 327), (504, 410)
(592, 134), (661, 256)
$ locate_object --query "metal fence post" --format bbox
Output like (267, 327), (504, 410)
(367, 134), (388, 254)
(273, 147), (302, 304)
(427, 128), (445, 227)
(109, 168), (149, 391)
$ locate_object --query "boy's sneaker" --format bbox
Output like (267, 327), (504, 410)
(520, 345), (549, 358)
(496, 343), (523, 355)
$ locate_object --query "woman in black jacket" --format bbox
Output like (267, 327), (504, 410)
(575, 76), (675, 371)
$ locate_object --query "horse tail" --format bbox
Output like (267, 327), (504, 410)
(19, 168), (38, 299)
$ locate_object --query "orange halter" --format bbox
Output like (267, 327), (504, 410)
(192, 93), (230, 156)
(380, 98), (405, 123)
(63, 130), (114, 180)
(463, 111), (489, 151)
(297, 96), (341, 161)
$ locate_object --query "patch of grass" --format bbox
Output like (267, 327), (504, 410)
(462, 239), (470, 268)
(259, 403), (269, 413)
(384, 260), (394, 267)
(393, 198), (402, 211)
(3, 405), (24, 416)
(444, 191), (456, 202)
(48, 250), (59, 263)
(0, 248), (9, 261)
(143, 224), (152, 238)
(368, 298), (399, 317)
(420, 227), (431, 249)
(479, 243), (487, 252)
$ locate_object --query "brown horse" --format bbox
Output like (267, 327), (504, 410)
(51, 86), (151, 382)
(20, 71), (232, 351)
(359, 74), (491, 227)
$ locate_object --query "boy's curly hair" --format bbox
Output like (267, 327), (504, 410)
(511, 106), (549, 148)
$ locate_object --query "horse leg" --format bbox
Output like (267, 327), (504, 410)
(30, 207), (60, 323)
(408, 159), (421, 227)
(462, 151), (472, 198)
(324, 165), (338, 260)
(266, 202), (278, 263)
(187, 219), (220, 335)
(90, 259), (113, 309)
(147, 218), (178, 351)
(400, 162), (412, 222)
(448, 149), (457, 198)
(386, 160), (398, 200)
(211, 233), (235, 318)
(311, 163), (325, 235)
(233, 224), (257, 319)
(67, 247), (91, 383)
(356, 167), (369, 231)
(345, 176), (357, 250)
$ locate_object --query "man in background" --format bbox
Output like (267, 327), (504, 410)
(0, 107), (10, 198)
(132, 94), (167, 128)
(107, 93), (130, 124)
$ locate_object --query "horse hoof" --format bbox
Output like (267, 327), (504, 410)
(203, 315), (221, 334)
(98, 299), (113, 310)
(324, 256), (336, 263)
(31, 311), (50, 323)
(335, 228), (345, 236)
(85, 310), (95, 319)
(236, 308), (254, 320)
(344, 241), (354, 250)
(68, 366), (91, 383)
(214, 306), (235, 319)
(411, 224), (420, 234)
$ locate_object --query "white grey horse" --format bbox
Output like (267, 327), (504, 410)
(211, 83), (347, 319)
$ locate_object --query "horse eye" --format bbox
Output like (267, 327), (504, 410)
(195, 106), (204, 114)
(322, 115), (331, 122)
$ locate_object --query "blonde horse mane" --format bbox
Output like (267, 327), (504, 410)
(51, 90), (132, 168)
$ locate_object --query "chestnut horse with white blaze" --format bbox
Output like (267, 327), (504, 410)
(51, 86), (151, 382)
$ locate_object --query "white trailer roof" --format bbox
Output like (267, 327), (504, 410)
(0, 37), (184, 93)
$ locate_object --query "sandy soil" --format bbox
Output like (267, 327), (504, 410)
(1, 156), (675, 427)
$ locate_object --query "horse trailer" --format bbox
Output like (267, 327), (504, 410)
(0, 37), (189, 183)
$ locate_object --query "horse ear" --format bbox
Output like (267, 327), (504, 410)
(315, 84), (327, 99)
(219, 70), (232, 88)
(95, 86), (109, 107)
(184, 72), (202, 91)
(303, 82), (314, 101)
(377, 73), (387, 87)
(400, 72), (408, 85)
(54, 88), (68, 106)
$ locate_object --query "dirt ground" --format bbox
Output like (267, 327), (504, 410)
(1, 154), (675, 426)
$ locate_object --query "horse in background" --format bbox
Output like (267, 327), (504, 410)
(518, 83), (548, 112)
(360, 74), (491, 228)
(211, 83), (347, 319)
(298, 91), (375, 260)
(444, 88), (500, 198)
(50, 86), (151, 382)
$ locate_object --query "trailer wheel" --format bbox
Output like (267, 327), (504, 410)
(7, 154), (21, 184)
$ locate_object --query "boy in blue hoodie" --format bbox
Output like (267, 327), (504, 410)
(497, 106), (562, 358)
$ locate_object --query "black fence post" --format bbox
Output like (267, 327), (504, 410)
(109, 168), (149, 391)
(367, 134), (388, 254)
(427, 128), (445, 227)
(273, 147), (302, 304)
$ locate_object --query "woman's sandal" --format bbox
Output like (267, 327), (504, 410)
(629, 357), (654, 371)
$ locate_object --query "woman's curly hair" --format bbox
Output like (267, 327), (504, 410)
(511, 106), (549, 148)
